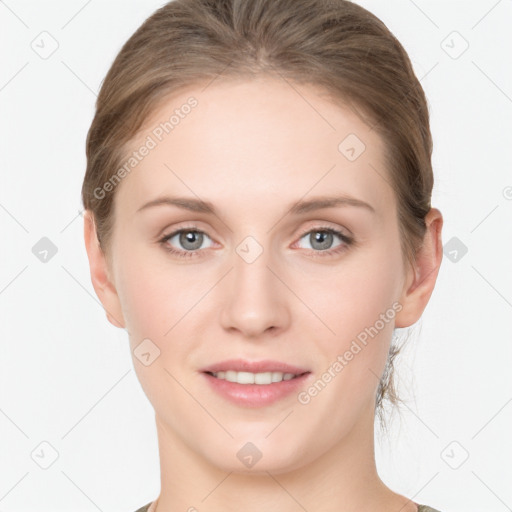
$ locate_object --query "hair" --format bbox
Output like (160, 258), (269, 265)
(81, 0), (434, 427)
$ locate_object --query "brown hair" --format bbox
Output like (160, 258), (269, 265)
(81, 0), (434, 426)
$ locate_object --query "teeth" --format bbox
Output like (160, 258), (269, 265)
(211, 370), (298, 384)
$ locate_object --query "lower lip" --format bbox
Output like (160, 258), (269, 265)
(202, 372), (311, 407)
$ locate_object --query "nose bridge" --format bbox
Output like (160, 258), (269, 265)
(220, 233), (289, 336)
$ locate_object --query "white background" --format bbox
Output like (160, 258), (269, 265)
(1, 1), (511, 511)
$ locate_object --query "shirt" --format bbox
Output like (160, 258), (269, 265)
(134, 501), (442, 511)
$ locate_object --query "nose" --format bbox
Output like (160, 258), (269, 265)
(219, 241), (291, 339)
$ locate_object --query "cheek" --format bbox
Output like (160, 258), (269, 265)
(115, 247), (203, 337)
(115, 253), (201, 404)
(305, 241), (402, 382)
(116, 261), (165, 336)
(115, 250), (219, 393)
(312, 254), (400, 334)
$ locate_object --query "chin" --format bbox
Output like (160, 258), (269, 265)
(201, 436), (309, 475)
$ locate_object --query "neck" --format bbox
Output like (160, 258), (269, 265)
(153, 402), (415, 512)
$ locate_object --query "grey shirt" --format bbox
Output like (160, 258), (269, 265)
(134, 503), (442, 512)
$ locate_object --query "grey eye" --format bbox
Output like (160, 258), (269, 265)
(177, 231), (205, 250)
(298, 229), (344, 251)
(164, 229), (213, 252)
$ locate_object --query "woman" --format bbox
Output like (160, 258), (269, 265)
(82, 0), (444, 510)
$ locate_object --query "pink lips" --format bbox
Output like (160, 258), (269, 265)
(200, 359), (312, 408)
(200, 359), (310, 375)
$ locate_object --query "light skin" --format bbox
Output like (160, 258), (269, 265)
(84, 75), (443, 512)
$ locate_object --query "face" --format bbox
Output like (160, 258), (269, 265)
(94, 76), (416, 474)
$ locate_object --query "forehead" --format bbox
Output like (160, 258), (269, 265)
(114, 75), (395, 220)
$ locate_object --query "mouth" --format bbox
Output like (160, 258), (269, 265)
(200, 358), (310, 382)
(200, 359), (312, 407)
(205, 370), (309, 385)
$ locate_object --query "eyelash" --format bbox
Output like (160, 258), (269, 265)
(158, 225), (354, 259)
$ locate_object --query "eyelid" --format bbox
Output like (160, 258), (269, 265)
(294, 219), (352, 239)
(159, 223), (215, 247)
(156, 220), (209, 239)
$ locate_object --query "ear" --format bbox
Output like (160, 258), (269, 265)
(83, 210), (126, 329)
(394, 208), (444, 328)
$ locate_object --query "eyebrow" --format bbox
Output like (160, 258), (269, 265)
(136, 194), (376, 216)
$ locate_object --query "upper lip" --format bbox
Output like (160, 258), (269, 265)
(201, 359), (310, 375)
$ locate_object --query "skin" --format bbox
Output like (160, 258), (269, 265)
(84, 75), (443, 512)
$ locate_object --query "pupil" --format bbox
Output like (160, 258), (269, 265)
(181, 231), (202, 250)
(312, 231), (332, 250)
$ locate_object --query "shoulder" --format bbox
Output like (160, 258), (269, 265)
(133, 503), (152, 512)
(131, 502), (444, 512)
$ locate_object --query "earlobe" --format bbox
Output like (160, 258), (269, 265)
(83, 210), (126, 329)
(394, 208), (444, 329)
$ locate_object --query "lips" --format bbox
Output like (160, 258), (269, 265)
(200, 359), (312, 407)
(200, 359), (310, 375)
(202, 371), (311, 407)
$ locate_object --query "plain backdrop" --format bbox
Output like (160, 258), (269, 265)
(1, 1), (511, 511)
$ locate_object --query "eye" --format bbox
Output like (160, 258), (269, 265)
(158, 225), (354, 259)
(294, 227), (353, 257)
(159, 227), (214, 258)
